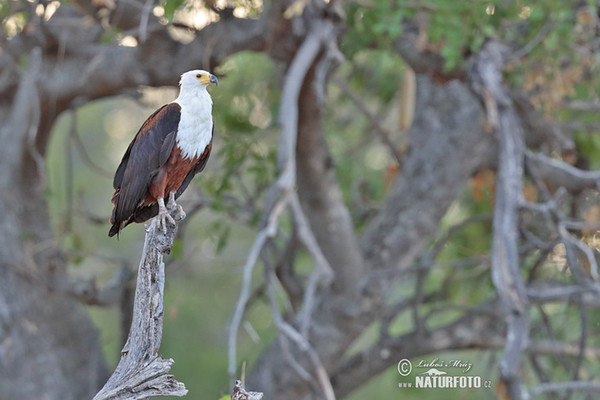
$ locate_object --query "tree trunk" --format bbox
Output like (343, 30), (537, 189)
(0, 54), (108, 400)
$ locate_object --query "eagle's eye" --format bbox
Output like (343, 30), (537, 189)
(196, 73), (202, 79)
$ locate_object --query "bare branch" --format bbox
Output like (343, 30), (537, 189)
(527, 281), (600, 305)
(229, 19), (333, 381)
(469, 40), (529, 399)
(228, 196), (288, 379)
(93, 209), (187, 400)
(526, 150), (600, 192)
(276, 20), (333, 176)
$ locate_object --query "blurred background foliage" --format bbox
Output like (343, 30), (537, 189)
(37, 0), (600, 398)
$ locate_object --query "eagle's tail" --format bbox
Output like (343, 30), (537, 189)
(108, 189), (159, 237)
(108, 223), (120, 238)
(108, 189), (123, 237)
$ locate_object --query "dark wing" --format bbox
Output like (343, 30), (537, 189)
(175, 124), (214, 199)
(109, 103), (181, 237)
(129, 126), (214, 227)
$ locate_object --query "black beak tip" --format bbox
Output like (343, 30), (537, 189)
(210, 75), (219, 86)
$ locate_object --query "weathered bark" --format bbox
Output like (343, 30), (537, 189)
(94, 214), (187, 400)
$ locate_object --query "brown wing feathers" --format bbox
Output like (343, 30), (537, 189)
(109, 103), (181, 237)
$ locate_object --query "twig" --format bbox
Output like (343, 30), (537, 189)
(93, 208), (187, 400)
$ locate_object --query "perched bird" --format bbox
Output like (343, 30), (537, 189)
(109, 70), (218, 237)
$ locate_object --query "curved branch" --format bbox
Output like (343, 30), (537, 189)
(232, 19), (337, 398)
(469, 40), (529, 400)
(526, 150), (600, 192)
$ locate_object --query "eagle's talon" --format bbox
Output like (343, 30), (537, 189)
(157, 212), (176, 234)
(173, 205), (186, 221)
(156, 197), (176, 234)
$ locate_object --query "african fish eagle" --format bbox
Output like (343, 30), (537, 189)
(109, 70), (218, 237)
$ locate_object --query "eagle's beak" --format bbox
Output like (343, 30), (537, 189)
(210, 75), (218, 86)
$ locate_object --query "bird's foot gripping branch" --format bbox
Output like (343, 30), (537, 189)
(156, 195), (186, 236)
(147, 206), (184, 254)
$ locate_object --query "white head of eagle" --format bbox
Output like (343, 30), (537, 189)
(109, 69), (218, 237)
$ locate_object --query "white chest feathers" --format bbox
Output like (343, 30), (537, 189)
(173, 90), (213, 160)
